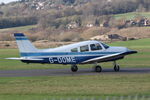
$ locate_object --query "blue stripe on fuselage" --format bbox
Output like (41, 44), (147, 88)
(22, 55), (102, 64)
(20, 52), (118, 57)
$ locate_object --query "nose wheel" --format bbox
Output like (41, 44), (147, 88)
(113, 61), (120, 72)
(71, 65), (78, 72)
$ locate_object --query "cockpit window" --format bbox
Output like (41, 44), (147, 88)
(71, 48), (78, 52)
(101, 43), (109, 49)
(80, 45), (89, 52)
(90, 43), (102, 51)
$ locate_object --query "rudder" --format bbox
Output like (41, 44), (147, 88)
(14, 33), (38, 56)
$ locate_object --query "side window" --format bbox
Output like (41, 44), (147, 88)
(90, 43), (102, 51)
(80, 45), (89, 52)
(71, 48), (78, 52)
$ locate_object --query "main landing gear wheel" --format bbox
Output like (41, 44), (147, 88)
(114, 65), (120, 72)
(71, 65), (78, 72)
(95, 65), (102, 72)
(113, 61), (120, 72)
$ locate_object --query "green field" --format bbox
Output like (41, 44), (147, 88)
(0, 38), (150, 99)
(114, 12), (150, 20)
(0, 74), (150, 100)
(0, 25), (37, 33)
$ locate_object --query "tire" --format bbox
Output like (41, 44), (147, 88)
(114, 65), (120, 72)
(95, 66), (102, 72)
(71, 65), (78, 72)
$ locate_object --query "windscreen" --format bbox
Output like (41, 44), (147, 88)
(101, 43), (109, 49)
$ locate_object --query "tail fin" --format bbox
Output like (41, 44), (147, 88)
(14, 33), (38, 56)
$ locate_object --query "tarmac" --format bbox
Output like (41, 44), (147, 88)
(0, 68), (150, 77)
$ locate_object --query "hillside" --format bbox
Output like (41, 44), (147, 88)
(114, 12), (150, 20)
(0, 0), (149, 30)
(0, 0), (150, 42)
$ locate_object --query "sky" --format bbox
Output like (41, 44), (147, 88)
(0, 0), (18, 4)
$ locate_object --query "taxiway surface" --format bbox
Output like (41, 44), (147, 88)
(0, 68), (150, 77)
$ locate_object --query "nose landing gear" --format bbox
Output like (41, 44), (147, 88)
(113, 61), (120, 72)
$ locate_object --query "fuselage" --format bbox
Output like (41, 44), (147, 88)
(21, 40), (136, 64)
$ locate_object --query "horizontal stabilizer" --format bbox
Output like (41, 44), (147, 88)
(5, 57), (43, 61)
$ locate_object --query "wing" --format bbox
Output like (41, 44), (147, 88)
(81, 53), (123, 64)
(81, 50), (137, 64)
(5, 57), (43, 61)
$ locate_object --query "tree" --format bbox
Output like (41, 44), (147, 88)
(95, 18), (100, 26)
(143, 0), (150, 11)
(75, 16), (82, 26)
(63, 8), (77, 16)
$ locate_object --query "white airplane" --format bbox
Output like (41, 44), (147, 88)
(7, 33), (137, 72)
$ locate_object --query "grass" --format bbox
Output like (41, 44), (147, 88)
(0, 74), (150, 99)
(0, 25), (37, 33)
(114, 12), (150, 20)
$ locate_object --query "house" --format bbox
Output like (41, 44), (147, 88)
(67, 22), (79, 29)
(86, 23), (94, 28)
